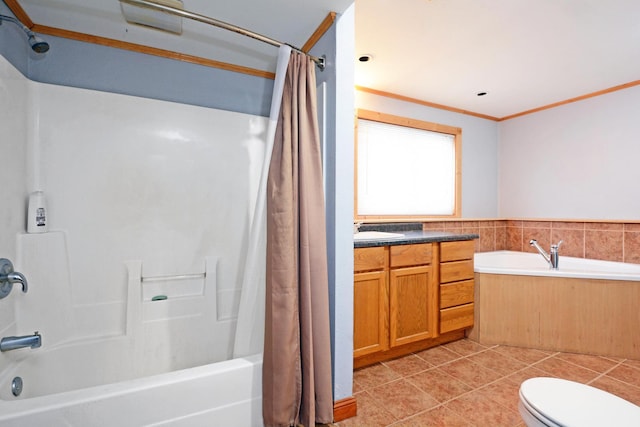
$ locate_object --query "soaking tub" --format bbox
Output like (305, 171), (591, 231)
(470, 251), (640, 359)
(0, 341), (262, 426)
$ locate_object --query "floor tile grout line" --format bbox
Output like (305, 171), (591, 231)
(401, 351), (530, 423)
(386, 401), (447, 427)
(417, 348), (639, 402)
(588, 359), (625, 385)
(344, 341), (640, 426)
(415, 346), (578, 421)
(360, 345), (560, 397)
(360, 345), (621, 391)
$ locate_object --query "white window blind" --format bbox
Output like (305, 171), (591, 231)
(357, 119), (456, 216)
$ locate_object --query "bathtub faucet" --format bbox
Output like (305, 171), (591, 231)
(0, 258), (28, 299)
(0, 331), (41, 352)
(529, 239), (563, 269)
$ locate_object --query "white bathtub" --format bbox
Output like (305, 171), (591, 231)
(471, 251), (640, 358)
(0, 256), (263, 426)
(474, 250), (640, 281)
(0, 343), (262, 426)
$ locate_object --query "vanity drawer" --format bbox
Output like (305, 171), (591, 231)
(440, 303), (474, 333)
(440, 240), (475, 262)
(439, 259), (474, 283)
(354, 247), (387, 272)
(390, 243), (432, 268)
(440, 279), (474, 309)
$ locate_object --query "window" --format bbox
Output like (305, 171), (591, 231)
(356, 109), (461, 219)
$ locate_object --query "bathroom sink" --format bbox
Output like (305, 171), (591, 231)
(353, 231), (405, 240)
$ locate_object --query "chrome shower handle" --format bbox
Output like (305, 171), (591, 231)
(0, 259), (28, 299)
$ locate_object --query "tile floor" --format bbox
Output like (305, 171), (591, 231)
(338, 339), (640, 426)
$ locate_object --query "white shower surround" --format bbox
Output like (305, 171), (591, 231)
(20, 65), (268, 342)
(0, 55), (267, 424)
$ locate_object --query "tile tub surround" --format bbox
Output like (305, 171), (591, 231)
(420, 219), (640, 264)
(338, 339), (640, 427)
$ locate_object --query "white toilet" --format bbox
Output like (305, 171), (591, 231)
(519, 377), (640, 427)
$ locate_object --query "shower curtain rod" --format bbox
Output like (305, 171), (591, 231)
(119, 0), (325, 70)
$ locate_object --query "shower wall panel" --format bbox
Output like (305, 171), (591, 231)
(26, 78), (268, 341)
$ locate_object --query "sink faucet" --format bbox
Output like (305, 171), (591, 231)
(0, 331), (41, 352)
(353, 222), (363, 234)
(530, 239), (563, 269)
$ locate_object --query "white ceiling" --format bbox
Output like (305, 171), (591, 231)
(13, 0), (640, 119)
(357, 0), (640, 118)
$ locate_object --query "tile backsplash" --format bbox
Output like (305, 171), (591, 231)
(422, 219), (640, 264)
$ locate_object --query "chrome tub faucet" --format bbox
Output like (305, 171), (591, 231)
(0, 258), (28, 299)
(530, 239), (563, 269)
(0, 331), (41, 352)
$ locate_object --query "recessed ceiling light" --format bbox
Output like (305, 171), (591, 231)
(477, 91), (488, 96)
(358, 54), (374, 62)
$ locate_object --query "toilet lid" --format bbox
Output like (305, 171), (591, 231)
(520, 377), (640, 427)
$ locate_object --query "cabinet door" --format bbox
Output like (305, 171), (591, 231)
(353, 270), (388, 358)
(389, 265), (437, 347)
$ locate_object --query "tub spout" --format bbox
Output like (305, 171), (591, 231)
(530, 239), (562, 269)
(0, 332), (41, 352)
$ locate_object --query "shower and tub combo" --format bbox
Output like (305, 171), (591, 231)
(0, 249), (262, 425)
(0, 49), (269, 424)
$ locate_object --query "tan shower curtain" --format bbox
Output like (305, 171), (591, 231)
(263, 51), (333, 427)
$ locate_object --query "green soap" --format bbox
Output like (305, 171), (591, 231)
(151, 295), (168, 301)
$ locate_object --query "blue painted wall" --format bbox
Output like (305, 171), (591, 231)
(312, 5), (355, 401)
(26, 35), (274, 116)
(0, 6), (29, 74)
(1, 5), (273, 116)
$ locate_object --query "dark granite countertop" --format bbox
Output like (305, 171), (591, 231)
(353, 222), (478, 248)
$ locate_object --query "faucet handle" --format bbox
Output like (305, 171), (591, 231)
(551, 240), (563, 250)
(0, 259), (28, 299)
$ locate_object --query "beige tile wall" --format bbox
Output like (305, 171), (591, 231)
(423, 219), (640, 264)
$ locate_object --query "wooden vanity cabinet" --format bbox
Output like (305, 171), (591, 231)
(389, 244), (437, 347)
(353, 247), (388, 358)
(439, 240), (475, 333)
(353, 239), (475, 366)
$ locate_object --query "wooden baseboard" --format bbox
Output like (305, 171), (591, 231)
(333, 396), (357, 422)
